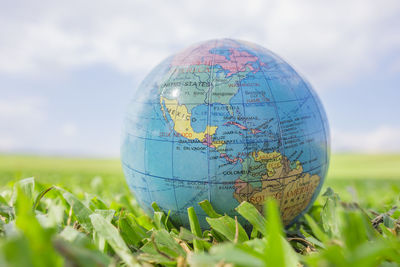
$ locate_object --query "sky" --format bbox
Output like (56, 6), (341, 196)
(1, 0), (400, 157)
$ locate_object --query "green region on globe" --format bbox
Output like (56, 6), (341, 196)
(121, 38), (330, 230)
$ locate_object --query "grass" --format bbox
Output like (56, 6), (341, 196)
(0, 154), (399, 266)
(0, 155), (124, 198)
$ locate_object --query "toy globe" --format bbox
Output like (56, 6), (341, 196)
(121, 39), (330, 229)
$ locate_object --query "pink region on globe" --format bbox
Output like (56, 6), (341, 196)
(201, 134), (215, 148)
(224, 121), (248, 130)
(234, 179), (247, 193)
(250, 129), (262, 134)
(220, 153), (243, 164)
(225, 121), (262, 135)
(172, 43), (265, 77)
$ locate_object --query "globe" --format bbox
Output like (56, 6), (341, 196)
(121, 39), (330, 230)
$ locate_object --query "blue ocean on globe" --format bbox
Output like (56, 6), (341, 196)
(121, 39), (330, 230)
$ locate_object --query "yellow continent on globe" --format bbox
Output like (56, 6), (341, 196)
(160, 97), (224, 148)
(252, 150), (283, 177)
(234, 151), (320, 225)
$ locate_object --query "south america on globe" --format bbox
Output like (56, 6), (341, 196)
(121, 39), (330, 230)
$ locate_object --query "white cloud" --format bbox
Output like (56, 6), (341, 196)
(0, 136), (17, 151)
(0, 96), (46, 129)
(332, 126), (400, 153)
(0, 96), (47, 152)
(0, 0), (399, 89)
(60, 123), (78, 137)
(0, 0), (399, 155)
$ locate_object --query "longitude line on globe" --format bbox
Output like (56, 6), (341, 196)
(143, 119), (154, 206)
(286, 64), (329, 166)
(167, 49), (201, 223)
(205, 39), (218, 203)
(229, 39), (252, 203)
(252, 48), (287, 207)
(170, 82), (183, 224)
(292, 67), (330, 212)
(159, 50), (195, 223)
(281, 71), (313, 178)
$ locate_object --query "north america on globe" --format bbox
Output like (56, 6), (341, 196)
(121, 38), (330, 229)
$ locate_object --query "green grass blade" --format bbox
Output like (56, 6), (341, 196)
(15, 187), (63, 266)
(118, 215), (146, 247)
(140, 229), (186, 263)
(53, 238), (111, 267)
(0, 236), (35, 266)
(135, 214), (156, 230)
(206, 215), (249, 243)
(93, 209), (115, 252)
(264, 198), (298, 267)
(59, 226), (88, 244)
(0, 202), (14, 221)
(88, 197), (108, 210)
(321, 192), (340, 237)
(11, 177), (35, 205)
(89, 213), (139, 267)
(32, 186), (54, 211)
(189, 243), (264, 267)
(153, 211), (166, 229)
(339, 210), (369, 251)
(151, 202), (175, 230)
(58, 188), (93, 232)
(304, 214), (330, 243)
(188, 207), (204, 251)
(94, 209), (115, 222)
(179, 227), (208, 242)
(151, 202), (161, 212)
(199, 200), (222, 218)
(235, 201), (266, 235)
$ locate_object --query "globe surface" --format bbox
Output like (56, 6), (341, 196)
(121, 39), (330, 229)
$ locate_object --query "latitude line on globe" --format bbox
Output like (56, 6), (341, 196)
(122, 161), (327, 184)
(126, 128), (325, 145)
(130, 96), (312, 106)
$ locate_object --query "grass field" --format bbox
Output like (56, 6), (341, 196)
(0, 154), (399, 266)
(1, 153), (399, 205)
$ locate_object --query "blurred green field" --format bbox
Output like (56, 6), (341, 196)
(1, 153), (399, 207)
(1, 153), (399, 266)
(326, 154), (400, 209)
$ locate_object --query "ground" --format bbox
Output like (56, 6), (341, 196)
(0, 154), (399, 266)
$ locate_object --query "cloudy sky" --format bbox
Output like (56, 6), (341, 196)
(1, 0), (399, 156)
